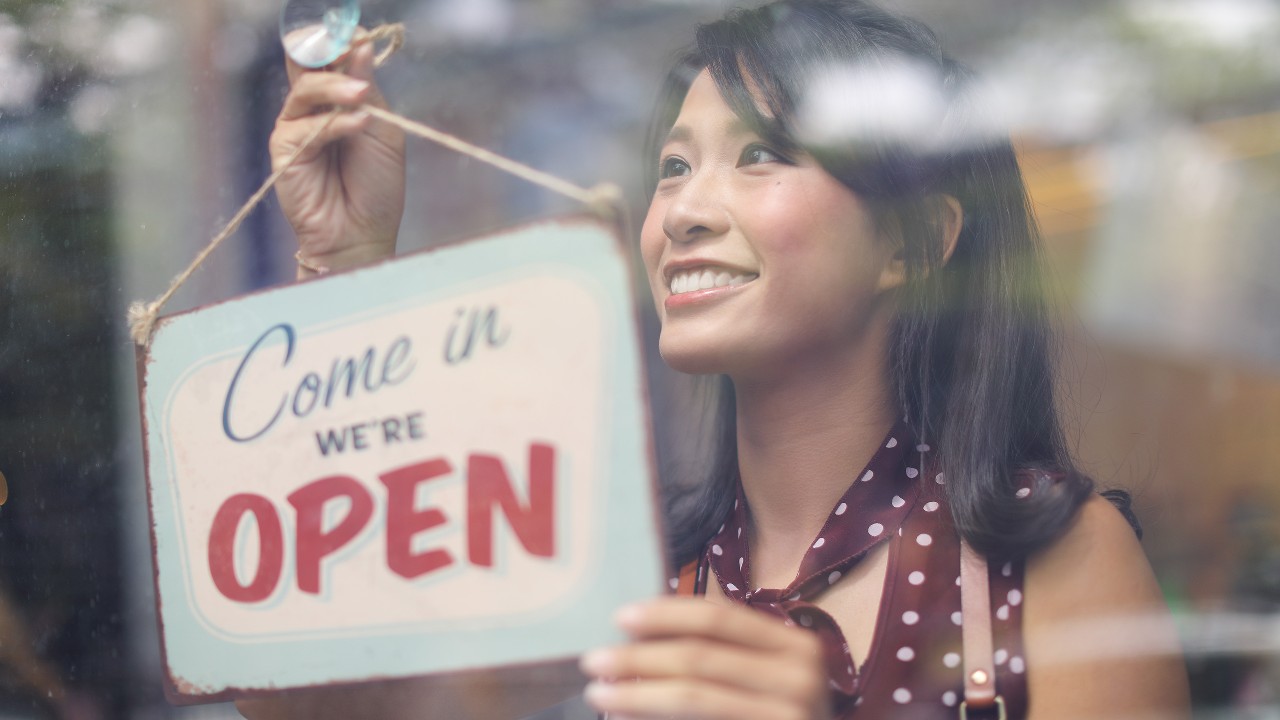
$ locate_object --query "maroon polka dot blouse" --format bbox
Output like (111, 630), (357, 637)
(674, 421), (1030, 719)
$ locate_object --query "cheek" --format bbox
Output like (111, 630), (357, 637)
(638, 201), (667, 305)
(746, 181), (838, 254)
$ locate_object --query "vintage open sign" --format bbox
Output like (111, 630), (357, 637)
(137, 217), (665, 701)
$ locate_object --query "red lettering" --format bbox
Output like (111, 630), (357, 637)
(208, 494), (284, 603)
(378, 459), (454, 579)
(287, 476), (374, 595)
(210, 444), (561, 603)
(466, 443), (555, 567)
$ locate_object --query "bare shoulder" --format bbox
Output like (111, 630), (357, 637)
(1028, 493), (1150, 599)
(1022, 494), (1190, 719)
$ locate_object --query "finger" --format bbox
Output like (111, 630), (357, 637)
(582, 638), (822, 704)
(337, 43), (402, 147)
(344, 41), (377, 83)
(279, 74), (371, 121)
(284, 51), (306, 86)
(584, 678), (812, 720)
(616, 598), (817, 655)
(270, 110), (371, 168)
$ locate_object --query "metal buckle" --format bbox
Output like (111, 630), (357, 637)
(959, 696), (1006, 720)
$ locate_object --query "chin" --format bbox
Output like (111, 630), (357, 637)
(658, 334), (738, 376)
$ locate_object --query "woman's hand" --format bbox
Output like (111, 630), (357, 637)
(270, 38), (406, 276)
(580, 597), (833, 720)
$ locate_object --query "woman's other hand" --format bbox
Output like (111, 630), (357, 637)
(270, 38), (406, 277)
(580, 597), (833, 720)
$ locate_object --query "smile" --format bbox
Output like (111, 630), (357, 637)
(668, 267), (758, 296)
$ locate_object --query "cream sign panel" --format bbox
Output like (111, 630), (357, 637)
(138, 218), (664, 699)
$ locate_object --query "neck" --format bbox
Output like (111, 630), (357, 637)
(732, 314), (896, 586)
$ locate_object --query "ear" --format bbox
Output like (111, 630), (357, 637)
(876, 239), (909, 293)
(936, 194), (964, 266)
(875, 195), (965, 292)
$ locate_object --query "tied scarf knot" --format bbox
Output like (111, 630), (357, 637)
(704, 420), (926, 706)
(748, 593), (860, 697)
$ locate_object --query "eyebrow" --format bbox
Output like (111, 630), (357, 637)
(662, 118), (756, 147)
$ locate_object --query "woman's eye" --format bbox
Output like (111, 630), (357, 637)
(659, 156), (691, 179)
(739, 145), (786, 166)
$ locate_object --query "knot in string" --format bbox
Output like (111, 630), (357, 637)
(360, 23), (405, 68)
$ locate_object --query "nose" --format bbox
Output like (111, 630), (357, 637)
(661, 169), (729, 244)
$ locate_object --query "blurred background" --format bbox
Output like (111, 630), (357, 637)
(0, 0), (1278, 717)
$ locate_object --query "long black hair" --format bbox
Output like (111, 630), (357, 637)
(649, 0), (1110, 565)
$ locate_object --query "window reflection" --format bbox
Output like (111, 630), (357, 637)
(1, 0), (1277, 717)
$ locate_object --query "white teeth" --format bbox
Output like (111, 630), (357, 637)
(668, 268), (756, 295)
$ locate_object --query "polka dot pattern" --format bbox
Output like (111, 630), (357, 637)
(687, 421), (1032, 719)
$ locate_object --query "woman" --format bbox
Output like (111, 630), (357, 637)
(260, 1), (1190, 718)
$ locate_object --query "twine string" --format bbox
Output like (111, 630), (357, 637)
(127, 22), (623, 346)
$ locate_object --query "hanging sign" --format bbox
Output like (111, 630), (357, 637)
(137, 217), (665, 701)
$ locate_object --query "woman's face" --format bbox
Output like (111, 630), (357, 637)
(640, 70), (900, 381)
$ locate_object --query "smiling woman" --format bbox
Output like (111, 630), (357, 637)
(643, 71), (897, 383)
(246, 1), (1191, 719)
(614, 4), (1190, 718)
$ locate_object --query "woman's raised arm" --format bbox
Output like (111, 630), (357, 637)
(270, 38), (406, 278)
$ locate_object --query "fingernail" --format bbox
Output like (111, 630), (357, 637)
(579, 648), (616, 676)
(344, 79), (370, 94)
(614, 603), (643, 628)
(583, 681), (615, 705)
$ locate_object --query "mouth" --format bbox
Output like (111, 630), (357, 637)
(667, 266), (758, 296)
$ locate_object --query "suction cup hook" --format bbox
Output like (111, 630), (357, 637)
(280, 0), (361, 69)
